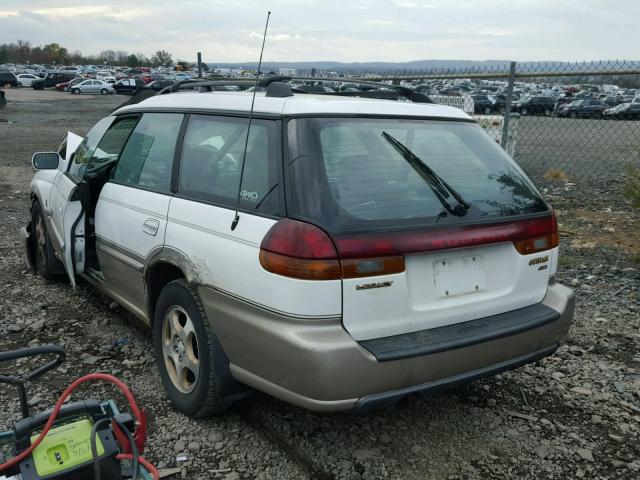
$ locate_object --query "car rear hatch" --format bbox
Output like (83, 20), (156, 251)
(283, 116), (558, 341)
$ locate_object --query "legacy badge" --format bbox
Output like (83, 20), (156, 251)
(356, 281), (394, 291)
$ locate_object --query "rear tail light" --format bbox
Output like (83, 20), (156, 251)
(259, 219), (404, 280)
(260, 213), (559, 280)
(259, 219), (340, 280)
(513, 211), (559, 254)
(259, 250), (340, 280)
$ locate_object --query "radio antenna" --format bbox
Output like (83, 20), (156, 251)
(231, 10), (271, 231)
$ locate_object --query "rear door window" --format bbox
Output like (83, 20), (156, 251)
(112, 113), (183, 193)
(177, 115), (282, 215)
(287, 117), (548, 234)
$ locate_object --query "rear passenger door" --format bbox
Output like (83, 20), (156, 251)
(95, 113), (184, 314)
(165, 115), (301, 313)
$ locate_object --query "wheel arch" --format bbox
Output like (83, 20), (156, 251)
(145, 247), (204, 323)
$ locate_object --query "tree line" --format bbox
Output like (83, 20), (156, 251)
(0, 40), (175, 67)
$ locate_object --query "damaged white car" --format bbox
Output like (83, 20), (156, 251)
(22, 79), (574, 417)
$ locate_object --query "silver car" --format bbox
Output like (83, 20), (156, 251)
(70, 79), (114, 95)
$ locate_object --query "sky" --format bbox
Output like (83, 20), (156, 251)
(0, 0), (638, 63)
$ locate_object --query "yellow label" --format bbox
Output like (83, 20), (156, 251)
(31, 419), (104, 476)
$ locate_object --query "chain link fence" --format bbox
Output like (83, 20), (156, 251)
(365, 61), (640, 187)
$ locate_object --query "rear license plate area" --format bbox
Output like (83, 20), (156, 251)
(434, 255), (487, 298)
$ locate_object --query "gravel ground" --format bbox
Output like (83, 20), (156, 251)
(1, 89), (639, 480)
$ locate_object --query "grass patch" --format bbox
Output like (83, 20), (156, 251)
(543, 168), (569, 182)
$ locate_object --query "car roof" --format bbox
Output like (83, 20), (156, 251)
(115, 90), (471, 119)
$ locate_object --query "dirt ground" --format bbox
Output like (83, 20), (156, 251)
(0, 88), (638, 480)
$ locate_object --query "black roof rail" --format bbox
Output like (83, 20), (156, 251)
(155, 75), (293, 96)
(155, 75), (431, 103)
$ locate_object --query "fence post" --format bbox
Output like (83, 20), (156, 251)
(501, 61), (517, 150)
(197, 52), (203, 79)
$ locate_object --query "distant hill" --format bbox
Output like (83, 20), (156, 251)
(207, 59), (512, 73)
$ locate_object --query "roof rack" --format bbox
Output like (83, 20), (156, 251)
(155, 75), (432, 103)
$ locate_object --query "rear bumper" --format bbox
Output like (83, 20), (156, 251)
(354, 343), (559, 413)
(199, 282), (574, 412)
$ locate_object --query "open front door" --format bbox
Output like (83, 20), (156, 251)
(49, 170), (86, 288)
(48, 132), (88, 287)
(49, 119), (117, 286)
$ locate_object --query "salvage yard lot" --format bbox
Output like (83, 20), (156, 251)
(0, 88), (638, 479)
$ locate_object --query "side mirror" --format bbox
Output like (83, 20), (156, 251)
(32, 152), (60, 170)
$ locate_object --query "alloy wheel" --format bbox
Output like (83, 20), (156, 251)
(162, 305), (200, 394)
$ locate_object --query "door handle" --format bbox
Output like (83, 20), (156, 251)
(142, 218), (160, 236)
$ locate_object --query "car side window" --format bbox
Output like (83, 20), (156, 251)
(177, 114), (282, 215)
(85, 116), (140, 174)
(112, 113), (183, 193)
(68, 116), (115, 178)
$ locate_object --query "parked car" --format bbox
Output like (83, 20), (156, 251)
(0, 68), (19, 87)
(55, 77), (86, 92)
(603, 102), (640, 120)
(173, 73), (192, 82)
(471, 94), (496, 114)
(22, 83), (574, 416)
(123, 68), (144, 77)
(16, 73), (40, 87)
(96, 70), (113, 81)
(59, 66), (82, 74)
(32, 72), (79, 90)
(491, 94), (507, 113)
(557, 99), (607, 118)
(601, 96), (623, 107)
(553, 96), (577, 115)
(512, 96), (555, 116)
(113, 78), (147, 94)
(70, 79), (115, 95)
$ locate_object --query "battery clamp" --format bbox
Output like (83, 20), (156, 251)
(0, 345), (159, 480)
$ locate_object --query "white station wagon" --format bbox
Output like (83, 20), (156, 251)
(23, 79), (574, 416)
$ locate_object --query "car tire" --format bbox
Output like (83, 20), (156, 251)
(544, 109), (551, 116)
(72, 89), (80, 95)
(521, 108), (528, 116)
(100, 89), (108, 95)
(570, 111), (577, 119)
(483, 107), (491, 115)
(31, 200), (64, 280)
(153, 279), (238, 417)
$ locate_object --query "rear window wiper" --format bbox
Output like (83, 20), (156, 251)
(381, 131), (471, 217)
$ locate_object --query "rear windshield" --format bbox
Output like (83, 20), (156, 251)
(287, 117), (548, 234)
